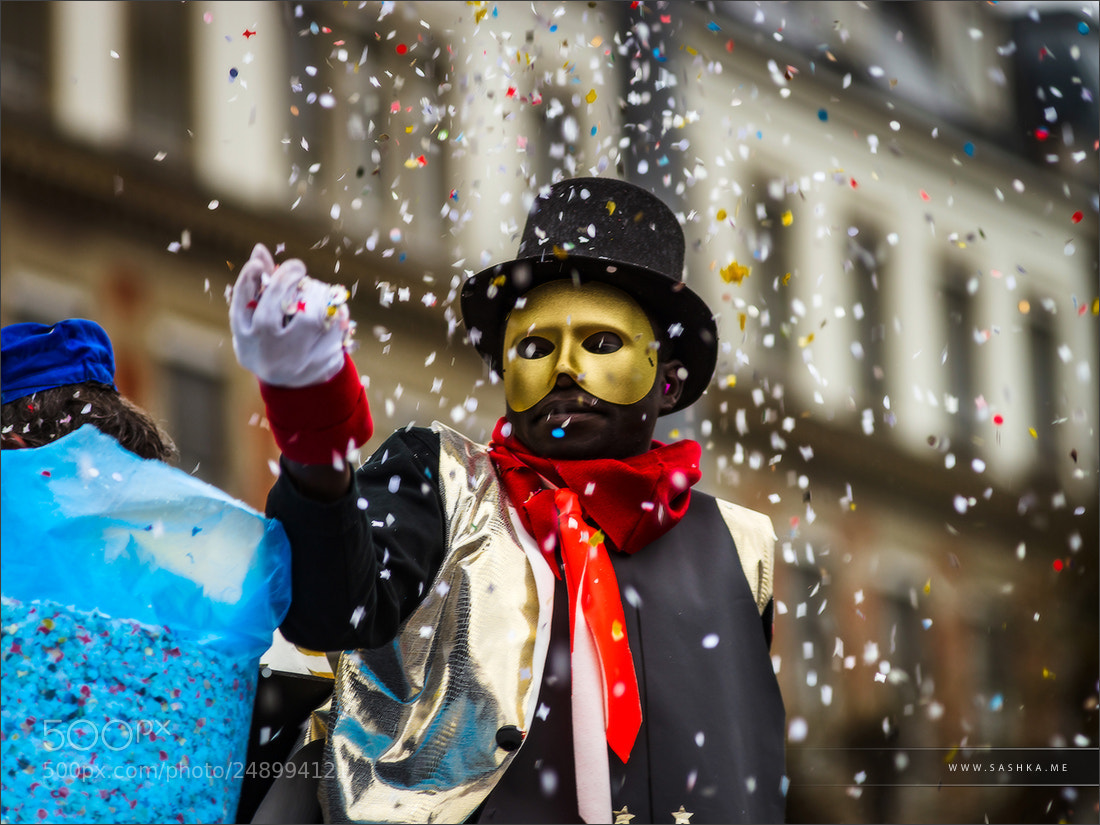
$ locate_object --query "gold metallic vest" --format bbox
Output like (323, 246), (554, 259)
(320, 423), (554, 823)
(320, 423), (774, 823)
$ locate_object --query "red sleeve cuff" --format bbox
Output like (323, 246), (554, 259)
(259, 353), (373, 464)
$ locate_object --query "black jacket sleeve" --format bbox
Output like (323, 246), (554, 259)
(265, 426), (446, 652)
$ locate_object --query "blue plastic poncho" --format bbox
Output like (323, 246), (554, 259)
(1, 425), (292, 824)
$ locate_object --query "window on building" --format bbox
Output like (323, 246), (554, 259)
(377, 47), (449, 242)
(846, 223), (888, 403)
(536, 95), (584, 185)
(126, 1), (192, 162)
(877, 589), (923, 702)
(162, 363), (227, 489)
(0, 1), (51, 117)
(281, 7), (330, 210)
(744, 175), (795, 378)
(967, 600), (1012, 744)
(1026, 299), (1060, 473)
(942, 273), (976, 452)
(292, 3), (449, 250)
(778, 561), (833, 713)
(1011, 11), (1099, 182)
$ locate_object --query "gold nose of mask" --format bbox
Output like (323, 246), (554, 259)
(502, 280), (659, 412)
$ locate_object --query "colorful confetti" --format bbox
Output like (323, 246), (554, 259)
(3, 3), (1096, 823)
(1, 598), (255, 824)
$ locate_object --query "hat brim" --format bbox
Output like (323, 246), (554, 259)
(460, 256), (718, 414)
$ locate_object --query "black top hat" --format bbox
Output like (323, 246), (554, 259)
(460, 177), (718, 413)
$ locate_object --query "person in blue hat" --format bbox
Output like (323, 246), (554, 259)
(1, 318), (177, 461)
(1, 319), (296, 824)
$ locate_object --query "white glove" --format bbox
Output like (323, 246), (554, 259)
(229, 244), (354, 388)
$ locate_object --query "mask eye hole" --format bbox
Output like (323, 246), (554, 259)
(518, 336), (554, 359)
(582, 332), (623, 354)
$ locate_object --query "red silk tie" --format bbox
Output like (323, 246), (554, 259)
(554, 488), (642, 763)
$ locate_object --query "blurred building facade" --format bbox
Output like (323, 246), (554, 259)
(1, 2), (1096, 823)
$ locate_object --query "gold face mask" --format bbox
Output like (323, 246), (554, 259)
(502, 280), (659, 412)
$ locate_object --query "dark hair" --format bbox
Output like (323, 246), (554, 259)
(1, 383), (178, 463)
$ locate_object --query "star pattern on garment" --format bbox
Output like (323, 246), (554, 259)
(613, 806), (636, 824)
(672, 805), (694, 824)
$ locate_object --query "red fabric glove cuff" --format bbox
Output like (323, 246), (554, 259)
(259, 353), (373, 464)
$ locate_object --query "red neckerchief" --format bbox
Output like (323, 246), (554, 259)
(487, 417), (701, 761)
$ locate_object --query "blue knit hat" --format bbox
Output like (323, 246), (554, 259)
(1, 319), (118, 405)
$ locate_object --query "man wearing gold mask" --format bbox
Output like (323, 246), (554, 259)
(230, 177), (785, 824)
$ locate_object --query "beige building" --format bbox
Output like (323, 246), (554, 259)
(2, 2), (1096, 822)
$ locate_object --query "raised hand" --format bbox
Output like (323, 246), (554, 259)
(229, 244), (354, 388)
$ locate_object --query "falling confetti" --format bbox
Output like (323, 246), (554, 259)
(720, 261), (751, 285)
(5, 5), (1092, 824)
